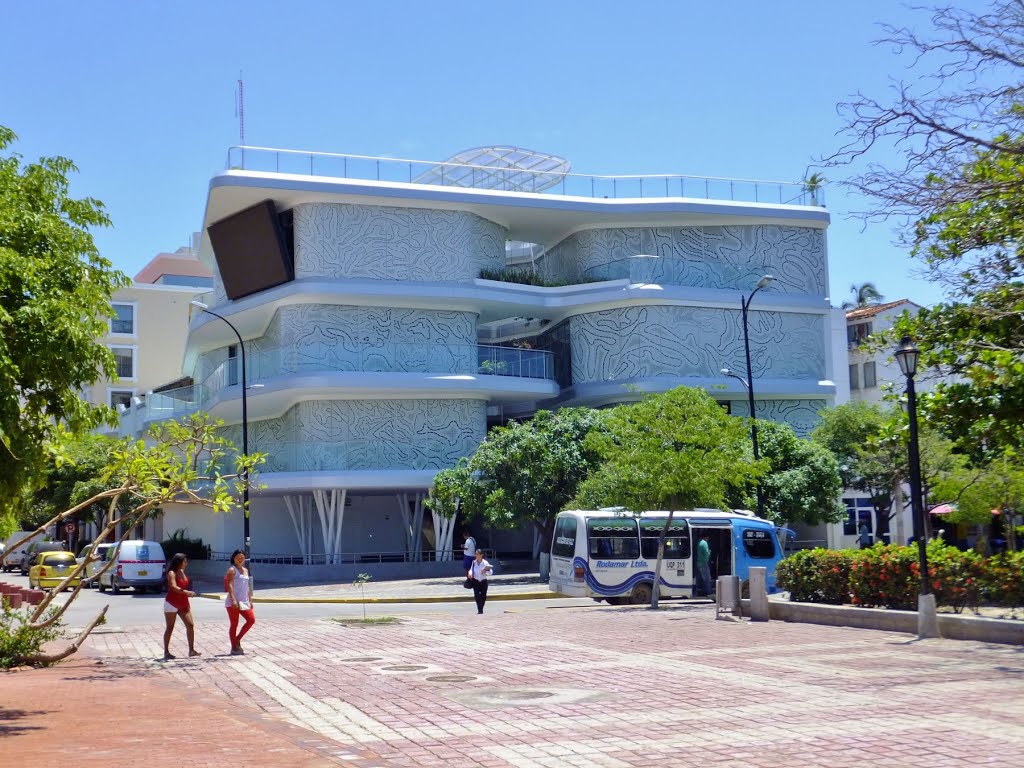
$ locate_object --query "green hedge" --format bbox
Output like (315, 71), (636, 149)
(776, 542), (1024, 613)
(161, 529), (210, 562)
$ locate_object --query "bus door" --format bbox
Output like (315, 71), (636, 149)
(639, 517), (691, 595)
(690, 522), (733, 586)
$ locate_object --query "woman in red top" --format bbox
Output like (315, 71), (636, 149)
(163, 553), (200, 660)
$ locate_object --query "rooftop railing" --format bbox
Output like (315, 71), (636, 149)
(226, 145), (824, 207)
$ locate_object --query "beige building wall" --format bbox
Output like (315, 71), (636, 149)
(85, 283), (205, 409)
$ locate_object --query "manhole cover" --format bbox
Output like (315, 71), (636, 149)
(426, 674), (477, 683)
(382, 664), (427, 672)
(490, 690), (555, 701)
(341, 656), (383, 663)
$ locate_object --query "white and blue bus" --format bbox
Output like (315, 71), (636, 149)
(548, 508), (785, 604)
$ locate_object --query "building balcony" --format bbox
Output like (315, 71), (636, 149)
(197, 341), (554, 403)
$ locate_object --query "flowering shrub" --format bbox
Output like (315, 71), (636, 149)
(848, 545), (919, 610)
(776, 548), (853, 604)
(778, 543), (1024, 612)
(981, 551), (1024, 609)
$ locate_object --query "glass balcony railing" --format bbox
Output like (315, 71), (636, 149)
(195, 342), (555, 405)
(225, 146), (824, 207)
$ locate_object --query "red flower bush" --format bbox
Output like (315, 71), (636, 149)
(778, 543), (1023, 612)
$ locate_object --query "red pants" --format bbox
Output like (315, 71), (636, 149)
(226, 606), (256, 647)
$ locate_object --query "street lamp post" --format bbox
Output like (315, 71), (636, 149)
(894, 335), (939, 639)
(191, 301), (250, 563)
(724, 275), (775, 518)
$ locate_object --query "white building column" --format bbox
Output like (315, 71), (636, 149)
(283, 494), (315, 564)
(313, 489), (346, 565)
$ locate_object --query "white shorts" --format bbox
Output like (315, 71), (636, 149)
(163, 601), (179, 613)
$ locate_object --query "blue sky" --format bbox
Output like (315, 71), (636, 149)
(1, 1), (944, 306)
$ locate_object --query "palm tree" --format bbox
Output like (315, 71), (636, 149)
(842, 282), (884, 310)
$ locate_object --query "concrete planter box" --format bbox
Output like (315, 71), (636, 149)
(740, 598), (1024, 646)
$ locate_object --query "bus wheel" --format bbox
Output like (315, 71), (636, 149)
(741, 580), (750, 599)
(630, 583), (653, 605)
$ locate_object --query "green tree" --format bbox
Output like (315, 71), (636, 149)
(841, 282), (884, 310)
(574, 387), (762, 608)
(931, 452), (1024, 552)
(24, 433), (127, 533)
(462, 408), (606, 552)
(751, 420), (844, 526)
(812, 402), (905, 540)
(826, 3), (1024, 454)
(0, 413), (262, 666)
(0, 126), (129, 506)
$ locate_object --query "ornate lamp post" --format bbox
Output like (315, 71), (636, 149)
(894, 335), (939, 639)
(721, 274), (775, 518)
(192, 300), (250, 563)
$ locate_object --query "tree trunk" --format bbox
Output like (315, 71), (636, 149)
(651, 499), (677, 609)
(20, 606), (109, 666)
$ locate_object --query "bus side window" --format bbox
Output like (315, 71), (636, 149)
(586, 519), (639, 559)
(640, 522), (691, 560)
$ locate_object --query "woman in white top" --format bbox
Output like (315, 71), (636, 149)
(224, 549), (255, 655)
(467, 548), (493, 614)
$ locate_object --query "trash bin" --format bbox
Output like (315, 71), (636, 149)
(716, 575), (740, 620)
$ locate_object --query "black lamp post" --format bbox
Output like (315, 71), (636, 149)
(723, 274), (775, 518)
(192, 301), (250, 563)
(894, 335), (939, 638)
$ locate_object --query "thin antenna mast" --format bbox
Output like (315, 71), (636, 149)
(237, 72), (245, 167)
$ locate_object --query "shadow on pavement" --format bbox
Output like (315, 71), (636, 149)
(0, 708), (46, 737)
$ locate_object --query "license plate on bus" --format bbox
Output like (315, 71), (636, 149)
(138, 570), (148, 576)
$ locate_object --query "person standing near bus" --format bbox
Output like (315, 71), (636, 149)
(467, 548), (493, 614)
(695, 534), (712, 597)
(461, 529), (476, 573)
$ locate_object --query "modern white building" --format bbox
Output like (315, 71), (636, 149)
(125, 146), (841, 574)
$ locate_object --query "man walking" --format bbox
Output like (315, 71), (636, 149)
(461, 529), (476, 573)
(695, 534), (712, 597)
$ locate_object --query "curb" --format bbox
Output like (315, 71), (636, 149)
(197, 590), (567, 605)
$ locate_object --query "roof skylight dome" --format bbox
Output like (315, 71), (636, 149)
(413, 146), (571, 193)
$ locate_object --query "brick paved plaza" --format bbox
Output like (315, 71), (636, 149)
(7, 602), (1024, 767)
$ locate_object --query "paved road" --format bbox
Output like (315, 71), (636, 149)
(0, 571), (591, 630)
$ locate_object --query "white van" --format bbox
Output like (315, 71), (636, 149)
(97, 540), (167, 594)
(2, 532), (42, 573)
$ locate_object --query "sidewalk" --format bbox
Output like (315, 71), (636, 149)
(0, 657), (386, 767)
(200, 572), (563, 604)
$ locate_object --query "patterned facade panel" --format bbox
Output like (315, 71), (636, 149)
(730, 399), (827, 437)
(569, 306), (825, 383)
(196, 306), (479, 382)
(242, 399), (485, 473)
(293, 203), (507, 282)
(540, 225), (826, 295)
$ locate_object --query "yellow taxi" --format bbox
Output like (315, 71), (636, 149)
(28, 551), (81, 591)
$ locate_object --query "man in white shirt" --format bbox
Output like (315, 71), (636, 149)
(462, 530), (476, 572)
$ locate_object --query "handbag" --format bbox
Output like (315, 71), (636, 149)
(463, 577), (475, 589)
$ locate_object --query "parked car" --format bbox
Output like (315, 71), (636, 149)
(2, 532), (35, 573)
(97, 540), (167, 594)
(19, 541), (66, 576)
(28, 551), (80, 591)
(76, 543), (114, 588)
